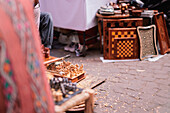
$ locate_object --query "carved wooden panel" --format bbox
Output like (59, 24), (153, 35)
(104, 28), (139, 59)
(137, 25), (158, 60)
(154, 12), (170, 55)
(103, 18), (143, 28)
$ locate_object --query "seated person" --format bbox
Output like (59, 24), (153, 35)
(34, 0), (54, 49)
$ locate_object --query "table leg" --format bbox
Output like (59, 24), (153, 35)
(81, 32), (86, 56)
(97, 19), (102, 53)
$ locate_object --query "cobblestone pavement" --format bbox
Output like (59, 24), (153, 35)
(51, 47), (170, 113)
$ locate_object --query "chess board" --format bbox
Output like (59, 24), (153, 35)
(103, 18), (143, 59)
(104, 28), (139, 59)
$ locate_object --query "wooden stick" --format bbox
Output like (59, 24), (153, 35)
(44, 54), (70, 65)
(91, 79), (107, 89)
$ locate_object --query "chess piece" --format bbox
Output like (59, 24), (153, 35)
(120, 3), (128, 15)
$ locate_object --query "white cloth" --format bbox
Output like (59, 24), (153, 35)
(40, 0), (116, 31)
(34, 3), (40, 29)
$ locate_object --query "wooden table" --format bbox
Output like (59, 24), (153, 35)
(96, 12), (130, 51)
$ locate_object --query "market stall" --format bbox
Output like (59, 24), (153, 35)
(41, 0), (170, 111)
(96, 1), (170, 60)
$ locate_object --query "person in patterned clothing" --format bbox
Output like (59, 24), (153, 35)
(0, 0), (55, 112)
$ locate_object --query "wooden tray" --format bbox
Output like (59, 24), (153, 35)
(47, 70), (86, 83)
(55, 88), (83, 105)
(44, 55), (70, 65)
(154, 12), (170, 55)
(44, 56), (56, 61)
(137, 25), (158, 60)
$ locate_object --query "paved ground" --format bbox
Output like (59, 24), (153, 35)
(51, 45), (170, 113)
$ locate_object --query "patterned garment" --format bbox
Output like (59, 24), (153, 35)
(0, 0), (54, 113)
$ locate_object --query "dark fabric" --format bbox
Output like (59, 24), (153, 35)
(141, 0), (170, 36)
(142, 0), (169, 14)
(39, 12), (53, 49)
(34, 0), (39, 7)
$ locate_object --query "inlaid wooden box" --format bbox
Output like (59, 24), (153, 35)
(103, 18), (143, 59)
(154, 12), (170, 55)
(104, 28), (139, 59)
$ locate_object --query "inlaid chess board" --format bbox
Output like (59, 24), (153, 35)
(104, 28), (139, 59)
(103, 18), (143, 59)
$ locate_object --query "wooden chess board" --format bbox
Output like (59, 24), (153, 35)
(50, 71), (86, 83)
(116, 39), (135, 58)
(104, 28), (139, 59)
(54, 88), (83, 105)
(103, 18), (143, 59)
(46, 61), (86, 83)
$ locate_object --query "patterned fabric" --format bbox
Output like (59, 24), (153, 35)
(0, 0), (54, 113)
(0, 40), (18, 113)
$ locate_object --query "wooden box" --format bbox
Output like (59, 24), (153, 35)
(54, 72), (86, 83)
(47, 70), (86, 83)
(154, 12), (170, 55)
(104, 28), (139, 59)
(46, 60), (86, 83)
(103, 18), (143, 59)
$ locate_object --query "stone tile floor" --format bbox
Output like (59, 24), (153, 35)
(51, 47), (170, 113)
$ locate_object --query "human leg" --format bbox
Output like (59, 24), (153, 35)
(39, 12), (53, 49)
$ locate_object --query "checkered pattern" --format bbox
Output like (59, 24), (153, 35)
(110, 28), (137, 59)
(111, 31), (137, 38)
(105, 19), (143, 28)
(106, 28), (139, 59)
(116, 40), (134, 58)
